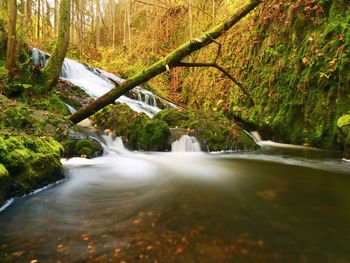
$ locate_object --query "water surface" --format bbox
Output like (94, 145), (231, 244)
(0, 146), (349, 262)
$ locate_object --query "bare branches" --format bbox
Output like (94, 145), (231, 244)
(174, 34), (254, 105)
(176, 62), (254, 105)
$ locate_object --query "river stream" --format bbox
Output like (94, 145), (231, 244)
(0, 139), (349, 262)
(1, 49), (349, 262)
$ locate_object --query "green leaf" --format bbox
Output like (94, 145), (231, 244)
(21, 84), (32, 89)
(337, 114), (350, 128)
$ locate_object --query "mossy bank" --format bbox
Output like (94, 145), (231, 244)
(91, 102), (258, 152)
(0, 93), (102, 206)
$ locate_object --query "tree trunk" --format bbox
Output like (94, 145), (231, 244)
(54, 0), (58, 35)
(127, 0), (131, 49)
(96, 0), (100, 47)
(68, 0), (260, 124)
(43, 0), (70, 88)
(24, 0), (32, 24)
(37, 0), (40, 40)
(5, 0), (18, 70)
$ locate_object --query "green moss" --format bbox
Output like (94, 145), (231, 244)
(0, 163), (11, 205)
(92, 103), (148, 150)
(91, 103), (172, 151)
(73, 139), (103, 158)
(155, 108), (258, 151)
(0, 94), (102, 158)
(24, 93), (70, 116)
(0, 132), (64, 201)
(138, 119), (171, 151)
(172, 0), (350, 151)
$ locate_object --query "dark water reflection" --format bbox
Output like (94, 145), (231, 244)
(0, 147), (350, 262)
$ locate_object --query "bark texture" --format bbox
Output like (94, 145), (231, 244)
(43, 0), (71, 88)
(68, 0), (260, 124)
(5, 0), (18, 70)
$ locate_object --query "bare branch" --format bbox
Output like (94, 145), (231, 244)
(206, 33), (221, 63)
(176, 62), (254, 105)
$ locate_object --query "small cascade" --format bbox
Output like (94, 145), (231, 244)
(172, 135), (201, 152)
(133, 88), (158, 107)
(31, 48), (49, 68)
(249, 131), (316, 150)
(100, 135), (128, 155)
(64, 103), (76, 113)
(30, 48), (175, 117)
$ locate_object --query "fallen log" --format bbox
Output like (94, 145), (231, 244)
(68, 0), (260, 124)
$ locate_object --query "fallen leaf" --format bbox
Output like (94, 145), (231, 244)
(11, 251), (23, 257)
(81, 233), (89, 241)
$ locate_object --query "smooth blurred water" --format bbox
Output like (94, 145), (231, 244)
(0, 141), (349, 262)
(31, 48), (171, 117)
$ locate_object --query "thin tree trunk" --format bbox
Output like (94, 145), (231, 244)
(41, 0), (45, 39)
(112, 1), (115, 49)
(54, 0), (59, 35)
(37, 0), (40, 40)
(70, 0), (73, 42)
(189, 0), (192, 39)
(68, 0), (260, 124)
(6, 0), (17, 70)
(123, 0), (127, 49)
(43, 0), (70, 88)
(24, 0), (32, 24)
(127, 0), (131, 49)
(96, 0), (100, 47)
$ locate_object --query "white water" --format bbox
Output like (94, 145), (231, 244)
(171, 135), (201, 152)
(250, 131), (317, 150)
(31, 48), (172, 117)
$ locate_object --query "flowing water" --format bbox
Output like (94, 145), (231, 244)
(1, 49), (349, 262)
(0, 138), (349, 262)
(31, 48), (173, 117)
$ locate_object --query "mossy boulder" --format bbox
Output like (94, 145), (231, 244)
(63, 138), (103, 158)
(155, 108), (258, 152)
(0, 132), (64, 206)
(337, 114), (350, 159)
(139, 119), (171, 151)
(0, 163), (11, 205)
(0, 95), (103, 158)
(91, 102), (171, 151)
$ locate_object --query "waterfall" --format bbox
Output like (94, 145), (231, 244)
(100, 135), (128, 154)
(172, 135), (201, 152)
(31, 48), (174, 117)
(249, 131), (316, 149)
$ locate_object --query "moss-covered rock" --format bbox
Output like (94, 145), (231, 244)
(155, 108), (258, 152)
(337, 114), (350, 159)
(0, 132), (64, 206)
(56, 80), (93, 110)
(0, 94), (103, 158)
(0, 163), (11, 206)
(63, 138), (104, 158)
(91, 102), (171, 151)
(139, 119), (171, 151)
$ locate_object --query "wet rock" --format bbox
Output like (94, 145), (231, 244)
(56, 80), (93, 109)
